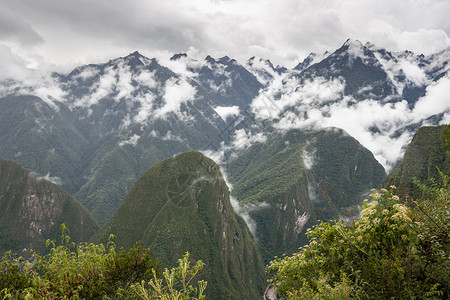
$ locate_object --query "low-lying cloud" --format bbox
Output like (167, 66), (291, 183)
(251, 72), (450, 171)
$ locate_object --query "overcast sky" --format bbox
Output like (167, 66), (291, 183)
(1, 0), (449, 72)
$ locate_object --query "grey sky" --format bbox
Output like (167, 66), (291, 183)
(1, 0), (449, 72)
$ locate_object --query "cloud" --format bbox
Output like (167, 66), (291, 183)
(252, 76), (345, 120)
(231, 129), (267, 151)
(162, 131), (184, 142)
(413, 74), (450, 118)
(0, 45), (35, 81)
(302, 147), (316, 170)
(42, 172), (63, 186)
(0, 8), (43, 45)
(154, 78), (197, 119)
(214, 105), (240, 121)
(119, 134), (140, 147)
(250, 65), (450, 171)
(1, 0), (448, 73)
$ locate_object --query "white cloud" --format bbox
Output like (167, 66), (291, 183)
(132, 93), (156, 124)
(302, 147), (315, 170)
(413, 74), (450, 118)
(214, 105), (240, 120)
(1, 0), (448, 73)
(134, 69), (157, 88)
(232, 129), (267, 151)
(252, 76), (345, 120)
(119, 134), (140, 147)
(73, 66), (116, 108)
(115, 63), (134, 101)
(42, 172), (63, 186)
(250, 66), (450, 171)
(162, 131), (183, 142)
(75, 66), (99, 81)
(155, 78), (197, 119)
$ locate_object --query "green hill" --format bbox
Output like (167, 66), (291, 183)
(92, 151), (265, 299)
(226, 128), (386, 262)
(0, 158), (99, 255)
(384, 124), (450, 200)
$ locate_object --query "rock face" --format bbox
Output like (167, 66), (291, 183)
(0, 158), (99, 255)
(385, 125), (450, 200)
(92, 151), (266, 299)
(226, 128), (386, 262)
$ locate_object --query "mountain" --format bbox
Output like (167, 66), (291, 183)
(297, 39), (396, 100)
(384, 125), (450, 200)
(0, 158), (98, 255)
(225, 128), (386, 262)
(1, 52), (233, 225)
(179, 54), (264, 109)
(0, 95), (88, 195)
(247, 56), (287, 86)
(92, 151), (266, 299)
(0, 39), (448, 227)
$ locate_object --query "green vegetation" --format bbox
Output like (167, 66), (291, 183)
(131, 252), (207, 300)
(0, 158), (99, 255)
(266, 175), (449, 299)
(0, 225), (212, 299)
(226, 128), (385, 262)
(385, 125), (450, 200)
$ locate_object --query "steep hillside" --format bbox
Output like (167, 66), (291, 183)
(385, 124), (450, 200)
(226, 128), (386, 262)
(0, 158), (98, 255)
(0, 95), (88, 194)
(92, 151), (265, 299)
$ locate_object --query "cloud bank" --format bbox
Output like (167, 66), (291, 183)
(0, 0), (448, 72)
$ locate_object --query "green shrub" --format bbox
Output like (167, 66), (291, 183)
(131, 252), (207, 300)
(1, 225), (161, 299)
(267, 185), (449, 299)
(0, 252), (33, 295)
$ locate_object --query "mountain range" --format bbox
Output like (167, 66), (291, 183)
(1, 39), (448, 226)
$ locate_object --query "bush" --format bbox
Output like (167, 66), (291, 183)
(1, 225), (161, 299)
(131, 252), (207, 300)
(267, 186), (448, 299)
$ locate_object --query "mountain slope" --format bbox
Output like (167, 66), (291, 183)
(299, 39), (397, 100)
(0, 158), (98, 255)
(0, 95), (88, 194)
(226, 128), (386, 262)
(92, 151), (265, 299)
(384, 124), (450, 200)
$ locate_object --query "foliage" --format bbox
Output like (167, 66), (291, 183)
(131, 252), (207, 300)
(111, 242), (162, 291)
(413, 170), (449, 297)
(384, 125), (449, 200)
(267, 184), (449, 299)
(1, 225), (161, 299)
(0, 252), (33, 295)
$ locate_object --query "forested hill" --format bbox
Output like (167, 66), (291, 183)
(384, 124), (450, 200)
(92, 151), (266, 299)
(0, 158), (99, 255)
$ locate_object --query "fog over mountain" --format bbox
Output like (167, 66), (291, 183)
(1, 39), (449, 172)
